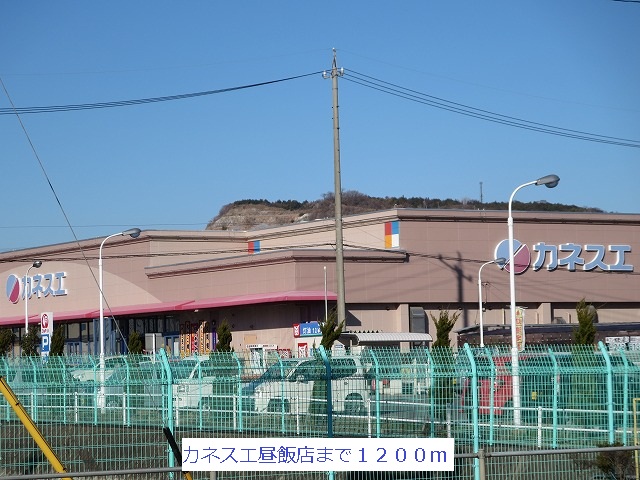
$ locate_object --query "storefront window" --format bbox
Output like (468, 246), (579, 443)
(84, 322), (93, 343)
(165, 315), (179, 334)
(145, 317), (158, 332)
(68, 322), (80, 339)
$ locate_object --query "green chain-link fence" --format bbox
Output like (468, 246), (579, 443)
(2, 342), (639, 479)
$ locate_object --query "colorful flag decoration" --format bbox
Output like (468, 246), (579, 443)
(248, 240), (261, 254)
(384, 221), (399, 249)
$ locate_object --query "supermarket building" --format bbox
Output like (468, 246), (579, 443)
(1, 208), (639, 359)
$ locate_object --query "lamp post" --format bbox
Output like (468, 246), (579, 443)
(478, 257), (505, 348)
(98, 228), (140, 408)
(24, 260), (43, 331)
(508, 174), (559, 425)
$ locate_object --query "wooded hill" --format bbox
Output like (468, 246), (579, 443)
(206, 190), (603, 231)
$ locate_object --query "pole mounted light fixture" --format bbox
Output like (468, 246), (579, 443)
(535, 174), (560, 188)
(25, 260), (43, 331)
(508, 174), (559, 426)
(98, 228), (140, 409)
(478, 257), (506, 348)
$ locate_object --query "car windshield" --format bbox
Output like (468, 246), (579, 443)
(172, 361), (199, 380)
(104, 357), (126, 369)
(260, 360), (299, 381)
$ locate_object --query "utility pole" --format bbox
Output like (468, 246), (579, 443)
(323, 49), (346, 326)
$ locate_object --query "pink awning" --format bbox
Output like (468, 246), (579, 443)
(0, 302), (188, 327)
(177, 290), (337, 310)
(0, 315), (25, 327)
(49, 309), (97, 321)
(0, 292), (335, 327)
(101, 300), (192, 316)
(0, 308), (96, 327)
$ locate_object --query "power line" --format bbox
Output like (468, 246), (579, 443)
(0, 72), (322, 115)
(3, 66), (636, 149)
(0, 223), (207, 229)
(342, 69), (640, 148)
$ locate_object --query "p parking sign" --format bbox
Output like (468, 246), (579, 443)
(40, 312), (53, 361)
(41, 334), (50, 353)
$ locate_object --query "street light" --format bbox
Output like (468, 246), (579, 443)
(478, 257), (505, 348)
(24, 260), (43, 331)
(508, 174), (559, 425)
(98, 228), (140, 408)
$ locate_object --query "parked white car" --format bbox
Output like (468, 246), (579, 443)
(251, 356), (370, 415)
(70, 356), (126, 383)
(69, 355), (160, 408)
(369, 362), (430, 396)
(172, 355), (238, 411)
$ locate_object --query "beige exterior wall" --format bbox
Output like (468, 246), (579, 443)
(1, 208), (638, 352)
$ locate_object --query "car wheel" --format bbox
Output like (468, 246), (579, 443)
(199, 398), (214, 412)
(344, 394), (365, 415)
(106, 397), (122, 408)
(267, 398), (290, 413)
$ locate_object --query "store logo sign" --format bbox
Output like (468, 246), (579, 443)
(5, 272), (68, 304)
(494, 239), (531, 274)
(495, 240), (633, 274)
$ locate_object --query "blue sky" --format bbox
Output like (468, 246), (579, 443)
(1, 1), (639, 252)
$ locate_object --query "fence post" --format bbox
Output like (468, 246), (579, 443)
(477, 448), (486, 480)
(1, 358), (8, 421)
(619, 347), (631, 445)
(368, 348), (381, 438)
(463, 343), (480, 480)
(296, 396), (301, 436)
(123, 355), (131, 427)
(196, 360), (203, 431)
(275, 355), (286, 434)
(318, 345), (333, 438)
(547, 347), (559, 448)
(231, 352), (243, 433)
(425, 348), (435, 437)
(484, 347), (496, 446)
(158, 348), (175, 471)
(598, 341), (615, 445)
(28, 356), (37, 422)
(60, 357), (68, 424)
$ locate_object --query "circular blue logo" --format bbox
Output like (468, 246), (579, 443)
(495, 239), (531, 275)
(6, 274), (22, 304)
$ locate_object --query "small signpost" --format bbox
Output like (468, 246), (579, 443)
(40, 311), (53, 362)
